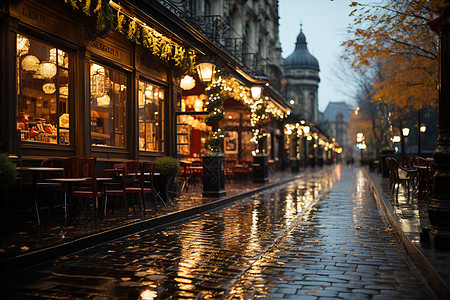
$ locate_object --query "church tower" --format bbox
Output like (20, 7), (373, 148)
(284, 25), (320, 122)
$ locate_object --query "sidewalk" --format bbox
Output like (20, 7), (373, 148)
(363, 167), (450, 299)
(0, 167), (325, 275)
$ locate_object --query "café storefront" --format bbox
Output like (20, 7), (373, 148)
(1, 0), (199, 168)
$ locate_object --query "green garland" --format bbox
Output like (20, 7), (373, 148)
(63, 0), (195, 75)
(204, 79), (226, 152)
(204, 131), (224, 153)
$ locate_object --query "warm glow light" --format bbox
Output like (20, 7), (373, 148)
(16, 34), (30, 56)
(197, 61), (215, 82)
(303, 126), (310, 134)
(140, 290), (157, 300)
(289, 99), (295, 105)
(251, 86), (262, 100)
(96, 95), (111, 106)
(38, 61), (57, 79)
(21, 54), (40, 73)
(420, 124), (427, 133)
(392, 135), (401, 143)
(180, 75), (196, 90)
(42, 82), (56, 94)
(402, 127), (410, 137)
(145, 87), (152, 98)
(194, 98), (203, 112)
(49, 48), (66, 66)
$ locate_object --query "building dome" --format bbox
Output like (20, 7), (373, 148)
(284, 29), (319, 71)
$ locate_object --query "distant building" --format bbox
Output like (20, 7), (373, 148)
(323, 102), (354, 157)
(283, 26), (320, 123)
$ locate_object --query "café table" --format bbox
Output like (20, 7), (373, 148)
(47, 177), (86, 225)
(413, 165), (433, 201)
(17, 166), (64, 225)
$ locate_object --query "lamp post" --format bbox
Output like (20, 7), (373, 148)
(359, 143), (367, 161)
(303, 125), (310, 168)
(425, 2), (450, 250)
(402, 127), (410, 160)
(196, 57), (226, 198)
(356, 132), (365, 164)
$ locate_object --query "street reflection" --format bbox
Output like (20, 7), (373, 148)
(2, 168), (337, 299)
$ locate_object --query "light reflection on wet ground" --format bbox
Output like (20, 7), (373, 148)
(226, 167), (433, 299)
(1, 169), (336, 299)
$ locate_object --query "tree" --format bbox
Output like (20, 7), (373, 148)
(342, 0), (445, 109)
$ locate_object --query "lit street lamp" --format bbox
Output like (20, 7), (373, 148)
(401, 127), (410, 160)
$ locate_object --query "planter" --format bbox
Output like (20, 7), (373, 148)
(153, 175), (176, 203)
(253, 153), (269, 183)
(202, 153), (226, 198)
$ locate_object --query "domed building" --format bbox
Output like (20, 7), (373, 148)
(284, 26), (320, 122)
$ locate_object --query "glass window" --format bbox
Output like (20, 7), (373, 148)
(16, 34), (70, 144)
(90, 63), (127, 148)
(138, 80), (165, 152)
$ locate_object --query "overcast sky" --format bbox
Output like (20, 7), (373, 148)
(279, 0), (356, 112)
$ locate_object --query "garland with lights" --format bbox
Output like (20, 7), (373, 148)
(63, 0), (195, 75)
(250, 99), (270, 150)
(203, 78), (227, 152)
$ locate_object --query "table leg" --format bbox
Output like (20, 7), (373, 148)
(32, 171), (41, 226)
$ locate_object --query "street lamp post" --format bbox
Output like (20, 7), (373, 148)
(402, 127), (410, 160)
(425, 3), (450, 250)
(356, 132), (365, 163)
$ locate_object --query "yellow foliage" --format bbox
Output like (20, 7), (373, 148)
(342, 0), (446, 109)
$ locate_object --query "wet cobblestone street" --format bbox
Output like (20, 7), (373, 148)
(1, 166), (435, 299)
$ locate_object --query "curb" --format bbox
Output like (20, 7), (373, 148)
(363, 167), (450, 300)
(0, 170), (318, 275)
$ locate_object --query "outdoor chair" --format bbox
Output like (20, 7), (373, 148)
(125, 161), (156, 214)
(35, 157), (65, 220)
(177, 162), (193, 192)
(103, 160), (140, 217)
(386, 157), (416, 200)
(225, 160), (236, 183)
(71, 157), (102, 224)
(414, 157), (434, 202)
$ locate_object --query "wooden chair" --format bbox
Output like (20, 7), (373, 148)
(190, 160), (203, 188)
(386, 157), (416, 200)
(224, 160), (236, 183)
(235, 160), (253, 181)
(71, 157), (102, 224)
(35, 157), (65, 220)
(178, 162), (192, 192)
(125, 161), (156, 214)
(103, 160), (140, 217)
(414, 157), (434, 202)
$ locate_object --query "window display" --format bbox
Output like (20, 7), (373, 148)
(90, 63), (127, 148)
(138, 80), (165, 152)
(16, 34), (70, 144)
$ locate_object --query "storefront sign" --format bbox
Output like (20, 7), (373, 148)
(88, 39), (131, 66)
(21, 6), (56, 27)
(90, 41), (120, 58)
(19, 3), (77, 40)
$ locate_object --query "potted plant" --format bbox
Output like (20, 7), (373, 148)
(155, 156), (180, 202)
(0, 154), (17, 191)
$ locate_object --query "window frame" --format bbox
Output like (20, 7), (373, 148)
(89, 61), (129, 149)
(16, 33), (72, 147)
(137, 78), (166, 153)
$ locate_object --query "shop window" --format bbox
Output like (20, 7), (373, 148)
(138, 80), (165, 152)
(90, 63), (127, 148)
(177, 95), (210, 158)
(16, 34), (70, 144)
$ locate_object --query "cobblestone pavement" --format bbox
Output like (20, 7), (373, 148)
(1, 166), (435, 299)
